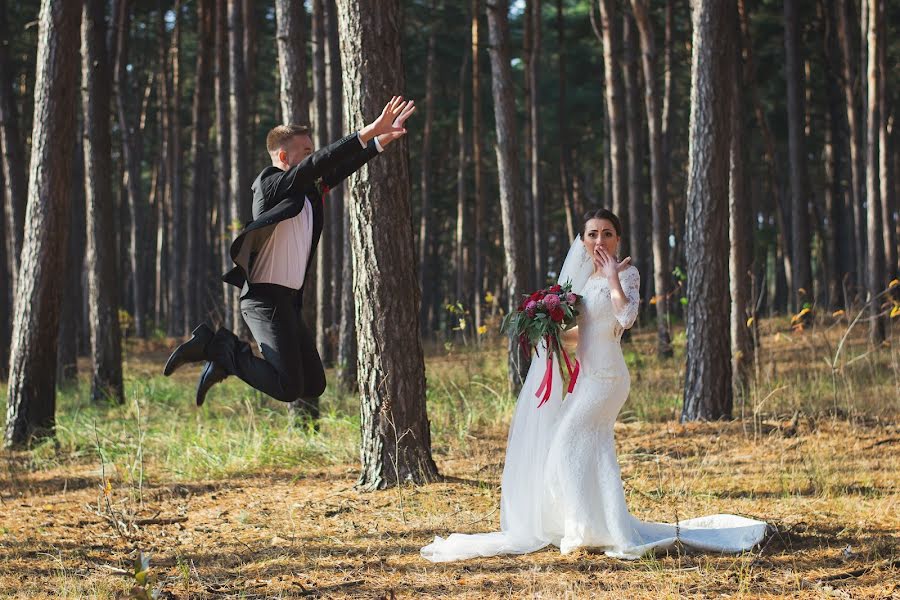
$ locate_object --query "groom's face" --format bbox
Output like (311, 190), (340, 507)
(284, 134), (314, 167)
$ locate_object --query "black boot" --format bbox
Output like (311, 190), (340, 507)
(196, 360), (227, 406)
(164, 323), (214, 376)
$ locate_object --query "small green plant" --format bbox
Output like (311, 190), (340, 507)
(119, 551), (159, 600)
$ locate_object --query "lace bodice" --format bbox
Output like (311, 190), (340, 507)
(576, 266), (641, 380)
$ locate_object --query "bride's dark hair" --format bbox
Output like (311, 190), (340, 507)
(580, 208), (622, 238)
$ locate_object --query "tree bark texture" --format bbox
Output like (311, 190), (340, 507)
(188, 0), (214, 329)
(0, 0), (26, 298)
(598, 0), (626, 217)
(5, 0), (81, 447)
(227, 0), (250, 337)
(335, 0), (439, 489)
(275, 0), (309, 125)
(82, 0), (124, 403)
(629, 0), (672, 357)
(681, 0), (735, 422)
(864, 0), (885, 343)
(487, 0), (531, 392)
(783, 0), (812, 310)
(113, 0), (146, 337)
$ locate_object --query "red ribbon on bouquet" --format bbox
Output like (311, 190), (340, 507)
(534, 335), (580, 407)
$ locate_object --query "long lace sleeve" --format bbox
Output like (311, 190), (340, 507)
(614, 266), (641, 329)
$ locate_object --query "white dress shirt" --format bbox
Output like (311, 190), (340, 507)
(248, 133), (382, 290)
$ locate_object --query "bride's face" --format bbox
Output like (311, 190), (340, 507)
(582, 218), (620, 259)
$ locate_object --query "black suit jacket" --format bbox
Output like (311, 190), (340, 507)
(222, 132), (380, 305)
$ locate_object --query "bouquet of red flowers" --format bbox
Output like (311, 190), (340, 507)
(501, 282), (581, 406)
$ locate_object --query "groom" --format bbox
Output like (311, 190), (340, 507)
(164, 96), (416, 413)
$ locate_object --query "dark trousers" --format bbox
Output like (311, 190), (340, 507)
(206, 283), (326, 408)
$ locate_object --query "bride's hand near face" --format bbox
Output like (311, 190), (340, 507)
(595, 245), (632, 315)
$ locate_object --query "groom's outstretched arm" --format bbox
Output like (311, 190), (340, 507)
(322, 99), (417, 189)
(263, 96), (415, 210)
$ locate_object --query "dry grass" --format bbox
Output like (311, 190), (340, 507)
(0, 315), (898, 598)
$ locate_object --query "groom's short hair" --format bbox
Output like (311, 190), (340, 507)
(266, 124), (311, 153)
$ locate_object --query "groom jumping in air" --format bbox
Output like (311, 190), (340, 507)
(164, 96), (416, 413)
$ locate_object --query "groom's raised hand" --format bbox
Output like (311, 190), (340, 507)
(359, 96), (416, 146)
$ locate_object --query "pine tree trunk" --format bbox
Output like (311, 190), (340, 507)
(326, 0), (343, 337)
(113, 0), (146, 338)
(214, 0), (231, 328)
(314, 0), (332, 367)
(164, 0), (185, 337)
(471, 0), (484, 334)
(487, 0), (530, 392)
(835, 0), (865, 289)
(876, 0), (895, 279)
(738, 0), (792, 313)
(58, 132), (85, 385)
(418, 0), (437, 331)
(729, 26), (753, 401)
(188, 0), (213, 329)
(5, 0), (81, 447)
(335, 0), (439, 489)
(527, 0), (544, 286)
(629, 0), (672, 357)
(557, 0), (574, 242)
(336, 202), (357, 391)
(864, 0), (885, 343)
(242, 0), (257, 141)
(227, 0), (250, 337)
(0, 165), (7, 379)
(622, 12), (642, 289)
(275, 0), (309, 125)
(598, 0), (626, 217)
(82, 0), (124, 403)
(681, 0), (735, 423)
(455, 41), (469, 305)
(0, 0), (26, 298)
(823, 0), (847, 307)
(784, 0), (812, 310)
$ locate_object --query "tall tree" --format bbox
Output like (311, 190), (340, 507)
(227, 0), (250, 336)
(113, 0), (147, 338)
(487, 0), (530, 390)
(557, 0), (575, 242)
(738, 0), (792, 313)
(5, 0), (81, 447)
(57, 132), (85, 385)
(784, 0), (812, 310)
(214, 0), (232, 328)
(418, 0), (438, 327)
(165, 0), (185, 336)
(335, 0), (439, 489)
(0, 0), (26, 297)
(0, 167), (7, 379)
(188, 0), (214, 329)
(81, 0), (124, 403)
(598, 0), (626, 217)
(681, 0), (735, 422)
(326, 0), (344, 340)
(629, 0), (672, 357)
(864, 0), (885, 343)
(454, 36), (470, 304)
(305, 0), (325, 358)
(622, 12), (643, 281)
(729, 17), (753, 399)
(471, 0), (484, 334)
(526, 0), (544, 285)
(876, 0), (895, 279)
(275, 0), (309, 125)
(835, 0), (865, 286)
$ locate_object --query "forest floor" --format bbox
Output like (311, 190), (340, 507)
(0, 315), (898, 599)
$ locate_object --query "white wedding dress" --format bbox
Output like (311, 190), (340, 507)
(421, 239), (769, 562)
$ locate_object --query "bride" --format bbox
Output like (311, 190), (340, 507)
(421, 209), (769, 562)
